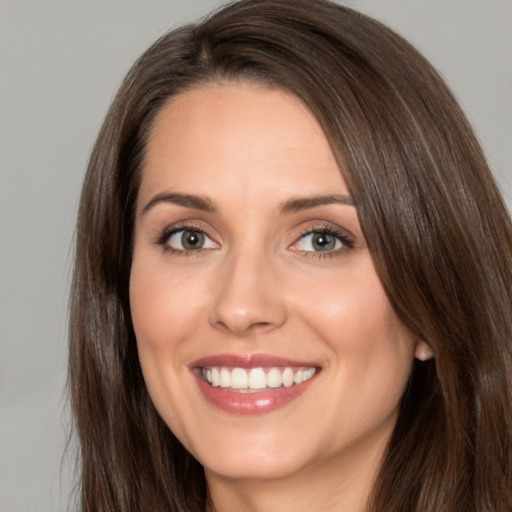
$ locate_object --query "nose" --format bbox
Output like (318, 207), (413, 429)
(208, 249), (287, 336)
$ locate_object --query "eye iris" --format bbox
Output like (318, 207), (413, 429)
(181, 230), (204, 250)
(312, 233), (335, 251)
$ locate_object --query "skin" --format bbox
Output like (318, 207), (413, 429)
(130, 82), (431, 512)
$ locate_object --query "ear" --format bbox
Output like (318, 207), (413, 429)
(414, 339), (434, 361)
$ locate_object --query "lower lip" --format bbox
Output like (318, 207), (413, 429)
(194, 373), (316, 415)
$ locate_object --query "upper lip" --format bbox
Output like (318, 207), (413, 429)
(190, 353), (320, 369)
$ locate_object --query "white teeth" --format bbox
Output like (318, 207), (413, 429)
(230, 367), (248, 389)
(211, 367), (220, 387)
(201, 365), (317, 390)
(282, 367), (294, 388)
(303, 368), (315, 380)
(248, 368), (267, 389)
(267, 368), (282, 388)
(220, 368), (230, 388)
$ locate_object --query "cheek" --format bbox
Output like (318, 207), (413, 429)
(128, 258), (205, 419)
(290, 261), (415, 395)
(129, 259), (202, 432)
(129, 258), (208, 350)
(292, 261), (405, 348)
(305, 277), (414, 431)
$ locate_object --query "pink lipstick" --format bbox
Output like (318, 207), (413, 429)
(191, 354), (319, 415)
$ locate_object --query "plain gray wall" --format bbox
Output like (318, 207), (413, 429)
(1, 1), (510, 510)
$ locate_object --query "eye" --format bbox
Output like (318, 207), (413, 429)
(291, 228), (352, 254)
(165, 229), (217, 251)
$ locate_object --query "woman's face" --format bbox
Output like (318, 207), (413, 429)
(130, 82), (423, 484)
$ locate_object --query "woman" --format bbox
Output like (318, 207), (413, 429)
(68, 0), (512, 510)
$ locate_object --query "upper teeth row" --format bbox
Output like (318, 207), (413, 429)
(202, 366), (316, 390)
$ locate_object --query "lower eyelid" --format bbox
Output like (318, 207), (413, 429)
(300, 251), (337, 260)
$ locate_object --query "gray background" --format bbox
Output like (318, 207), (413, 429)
(1, 1), (510, 510)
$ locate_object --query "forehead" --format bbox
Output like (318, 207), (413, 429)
(139, 82), (347, 204)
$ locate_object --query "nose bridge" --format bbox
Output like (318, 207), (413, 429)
(209, 243), (286, 335)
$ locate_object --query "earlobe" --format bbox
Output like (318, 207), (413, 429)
(414, 339), (434, 361)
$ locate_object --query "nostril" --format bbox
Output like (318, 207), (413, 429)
(247, 321), (272, 330)
(213, 318), (273, 335)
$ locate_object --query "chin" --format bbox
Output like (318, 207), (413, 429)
(184, 425), (320, 481)
(202, 452), (308, 482)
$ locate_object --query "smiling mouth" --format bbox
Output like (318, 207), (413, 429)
(199, 366), (318, 393)
(192, 355), (320, 414)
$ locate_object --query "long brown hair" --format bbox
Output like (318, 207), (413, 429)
(69, 1), (512, 510)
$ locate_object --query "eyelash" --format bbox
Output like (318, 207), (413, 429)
(293, 225), (354, 259)
(157, 223), (214, 256)
(156, 223), (354, 258)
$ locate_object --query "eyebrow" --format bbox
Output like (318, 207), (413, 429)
(140, 191), (355, 216)
(280, 194), (355, 214)
(140, 192), (217, 215)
